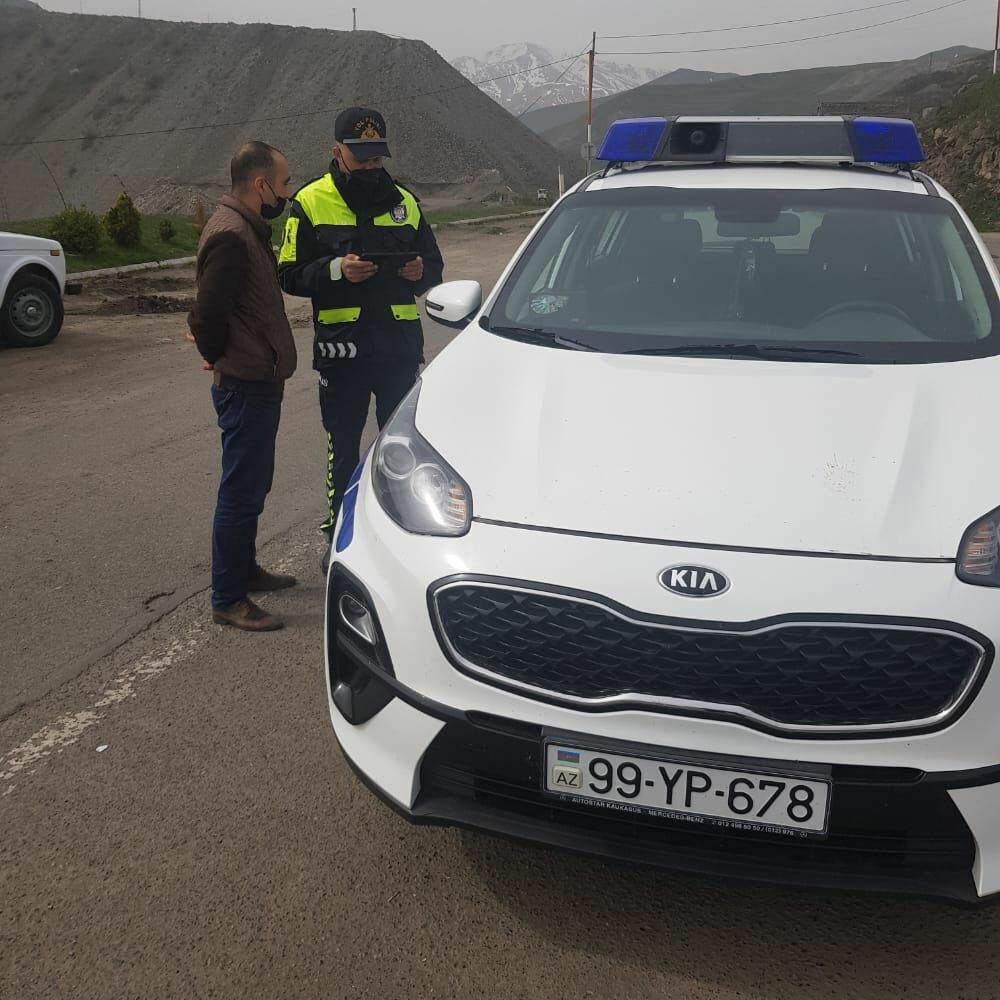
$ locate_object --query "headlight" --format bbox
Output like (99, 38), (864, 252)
(372, 381), (472, 536)
(957, 506), (1000, 585)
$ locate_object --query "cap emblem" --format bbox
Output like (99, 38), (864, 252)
(356, 117), (382, 140)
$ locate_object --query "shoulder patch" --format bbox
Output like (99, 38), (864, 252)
(390, 203), (408, 224)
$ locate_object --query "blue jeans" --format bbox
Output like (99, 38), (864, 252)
(211, 384), (282, 609)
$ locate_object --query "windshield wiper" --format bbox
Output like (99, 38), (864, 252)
(487, 324), (598, 352)
(624, 342), (860, 359)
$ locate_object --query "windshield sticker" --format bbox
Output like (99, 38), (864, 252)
(530, 294), (568, 316)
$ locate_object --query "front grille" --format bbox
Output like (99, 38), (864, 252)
(416, 720), (978, 900)
(432, 583), (987, 733)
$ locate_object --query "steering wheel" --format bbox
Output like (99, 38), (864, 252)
(811, 300), (914, 325)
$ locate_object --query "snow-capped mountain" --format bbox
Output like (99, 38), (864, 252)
(452, 42), (660, 115)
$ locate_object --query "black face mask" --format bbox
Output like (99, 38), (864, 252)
(260, 180), (286, 220)
(332, 160), (401, 218)
(342, 166), (396, 203)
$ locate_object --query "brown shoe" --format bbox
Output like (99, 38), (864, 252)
(247, 565), (297, 593)
(212, 598), (284, 632)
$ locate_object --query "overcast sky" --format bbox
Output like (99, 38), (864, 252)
(38, 0), (996, 74)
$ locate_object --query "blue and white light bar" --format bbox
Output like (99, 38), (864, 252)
(596, 115), (925, 167)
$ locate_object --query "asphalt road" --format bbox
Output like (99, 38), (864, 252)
(3, 223), (1000, 999)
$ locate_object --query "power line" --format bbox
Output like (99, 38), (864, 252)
(0, 54), (581, 149)
(467, 54), (581, 87)
(517, 42), (593, 118)
(599, 0), (978, 55)
(601, 0), (934, 39)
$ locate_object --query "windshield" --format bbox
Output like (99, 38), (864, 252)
(488, 186), (1000, 363)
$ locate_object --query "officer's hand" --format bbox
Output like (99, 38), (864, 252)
(399, 256), (424, 282)
(342, 254), (378, 283)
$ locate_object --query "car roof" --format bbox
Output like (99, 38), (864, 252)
(583, 164), (930, 197)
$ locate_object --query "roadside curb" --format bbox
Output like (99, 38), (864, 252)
(67, 211), (548, 279)
(71, 256), (198, 279)
(431, 209), (546, 229)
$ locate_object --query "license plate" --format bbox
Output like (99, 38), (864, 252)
(544, 743), (831, 837)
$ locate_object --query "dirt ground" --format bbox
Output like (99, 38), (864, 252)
(0, 219), (532, 718)
(4, 220), (1000, 1000)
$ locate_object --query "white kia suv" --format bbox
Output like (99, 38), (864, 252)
(325, 116), (1000, 904)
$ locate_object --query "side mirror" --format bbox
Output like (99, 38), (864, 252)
(425, 280), (483, 328)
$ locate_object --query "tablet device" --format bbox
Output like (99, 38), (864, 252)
(359, 251), (418, 265)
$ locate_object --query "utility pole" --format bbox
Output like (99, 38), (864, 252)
(585, 31), (596, 174)
(352, 7), (357, 30)
(994, 0), (999, 74)
(137, 0), (141, 17)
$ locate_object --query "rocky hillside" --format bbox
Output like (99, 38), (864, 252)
(0, 7), (563, 220)
(530, 47), (987, 156)
(522, 67), (738, 136)
(923, 72), (1000, 230)
(452, 42), (659, 115)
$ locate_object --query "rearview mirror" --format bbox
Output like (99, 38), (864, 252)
(717, 212), (801, 238)
(425, 280), (483, 327)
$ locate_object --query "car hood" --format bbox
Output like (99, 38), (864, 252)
(416, 330), (1000, 559)
(0, 232), (60, 253)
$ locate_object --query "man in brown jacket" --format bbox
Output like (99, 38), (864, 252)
(188, 141), (298, 632)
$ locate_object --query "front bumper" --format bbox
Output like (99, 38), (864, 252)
(352, 702), (996, 904)
(324, 475), (1000, 903)
(327, 565), (1000, 905)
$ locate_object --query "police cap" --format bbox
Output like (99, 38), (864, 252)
(335, 107), (391, 160)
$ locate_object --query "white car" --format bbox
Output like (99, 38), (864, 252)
(325, 116), (1000, 904)
(0, 231), (80, 347)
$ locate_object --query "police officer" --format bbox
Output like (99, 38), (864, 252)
(278, 108), (444, 570)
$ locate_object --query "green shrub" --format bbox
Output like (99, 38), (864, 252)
(104, 192), (141, 248)
(158, 219), (176, 243)
(50, 205), (101, 255)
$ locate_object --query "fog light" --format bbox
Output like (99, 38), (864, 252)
(339, 592), (376, 645)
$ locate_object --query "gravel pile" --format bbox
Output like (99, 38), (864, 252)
(0, 8), (562, 219)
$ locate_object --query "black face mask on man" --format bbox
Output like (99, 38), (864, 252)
(259, 179), (286, 220)
(341, 165), (396, 204)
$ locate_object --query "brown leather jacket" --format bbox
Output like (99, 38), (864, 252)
(188, 195), (297, 383)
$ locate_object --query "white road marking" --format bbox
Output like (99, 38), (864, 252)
(0, 528), (317, 798)
(0, 621), (205, 796)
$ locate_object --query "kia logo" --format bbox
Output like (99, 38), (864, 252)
(659, 565), (730, 598)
